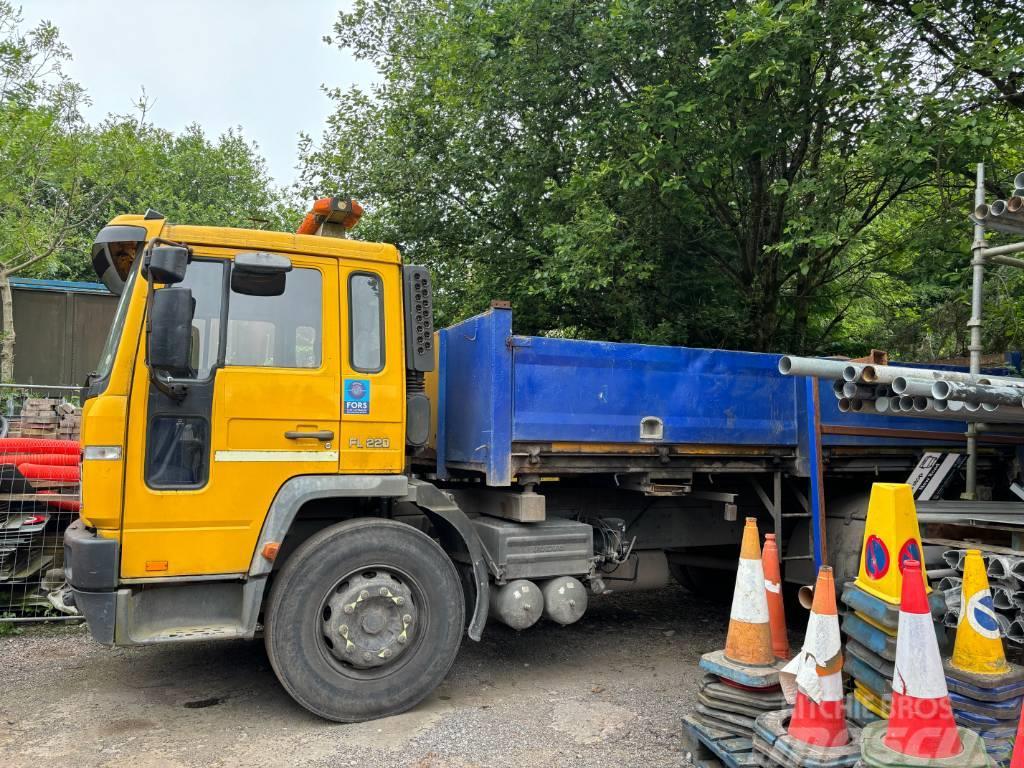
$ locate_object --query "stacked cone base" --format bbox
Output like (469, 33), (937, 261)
(698, 674), (787, 720)
(948, 690), (1023, 719)
(690, 670), (788, 738)
(859, 721), (993, 768)
(944, 661), (1024, 703)
(944, 663), (1024, 765)
(844, 650), (892, 704)
(685, 651), (787, 765)
(847, 639), (895, 679)
(852, 683), (890, 721)
(753, 709), (862, 768)
(842, 583), (901, 632)
(700, 649), (785, 689)
(841, 584), (898, 727)
(843, 612), (898, 662)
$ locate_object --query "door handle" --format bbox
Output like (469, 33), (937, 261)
(284, 430), (335, 441)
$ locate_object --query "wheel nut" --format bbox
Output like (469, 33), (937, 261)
(363, 652), (372, 661)
(339, 624), (349, 635)
(403, 614), (412, 624)
(343, 605), (354, 614)
(394, 596), (405, 606)
(381, 649), (392, 659)
(360, 590), (369, 600)
(379, 587), (389, 596)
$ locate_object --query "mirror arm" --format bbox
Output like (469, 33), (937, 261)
(150, 370), (190, 401)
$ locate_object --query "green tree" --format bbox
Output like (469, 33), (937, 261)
(0, 2), (109, 380)
(301, 0), (1021, 354)
(0, 3), (295, 379)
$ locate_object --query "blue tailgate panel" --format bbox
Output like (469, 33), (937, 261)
(510, 336), (798, 445)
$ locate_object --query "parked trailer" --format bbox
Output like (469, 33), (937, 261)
(65, 207), (1015, 723)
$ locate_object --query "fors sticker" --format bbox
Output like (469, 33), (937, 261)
(344, 378), (370, 415)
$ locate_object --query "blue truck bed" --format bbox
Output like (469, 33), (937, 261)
(427, 306), (969, 486)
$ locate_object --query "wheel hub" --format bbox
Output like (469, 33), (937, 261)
(322, 572), (416, 669)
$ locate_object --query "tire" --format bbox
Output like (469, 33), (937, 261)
(264, 518), (465, 722)
(668, 558), (736, 602)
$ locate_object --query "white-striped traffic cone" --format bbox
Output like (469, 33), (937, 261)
(884, 559), (961, 758)
(724, 518), (775, 667)
(781, 566), (849, 747)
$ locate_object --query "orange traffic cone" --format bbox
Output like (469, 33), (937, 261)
(763, 533), (790, 661)
(724, 518), (775, 667)
(884, 559), (961, 758)
(781, 566), (849, 748)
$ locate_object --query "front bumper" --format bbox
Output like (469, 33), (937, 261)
(64, 519), (119, 644)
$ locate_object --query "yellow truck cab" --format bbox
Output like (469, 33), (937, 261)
(66, 202), (484, 722)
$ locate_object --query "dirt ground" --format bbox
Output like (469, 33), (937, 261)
(0, 585), (731, 768)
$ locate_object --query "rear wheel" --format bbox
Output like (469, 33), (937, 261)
(265, 518), (465, 722)
(668, 557), (736, 601)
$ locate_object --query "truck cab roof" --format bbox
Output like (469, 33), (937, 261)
(108, 213), (401, 265)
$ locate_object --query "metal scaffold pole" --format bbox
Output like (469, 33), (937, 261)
(965, 162), (986, 499)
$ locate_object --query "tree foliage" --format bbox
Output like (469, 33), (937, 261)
(301, 0), (1024, 357)
(0, 2), (290, 377)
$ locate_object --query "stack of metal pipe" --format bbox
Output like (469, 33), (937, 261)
(779, 355), (1024, 428)
(971, 172), (1024, 236)
(938, 549), (1024, 646)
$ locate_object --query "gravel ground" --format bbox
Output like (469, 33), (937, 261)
(0, 585), (731, 768)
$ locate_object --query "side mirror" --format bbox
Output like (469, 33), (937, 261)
(148, 287), (195, 377)
(143, 245), (190, 285)
(91, 224), (148, 295)
(232, 252), (292, 297)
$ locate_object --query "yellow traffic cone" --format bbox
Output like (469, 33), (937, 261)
(952, 550), (1010, 675)
(945, 549), (1024, 706)
(852, 483), (929, 605)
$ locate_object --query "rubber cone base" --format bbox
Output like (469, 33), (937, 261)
(843, 650), (893, 700)
(854, 683), (891, 719)
(842, 583), (900, 631)
(847, 638), (895, 679)
(944, 659), (1024, 703)
(699, 674), (786, 713)
(849, 694), (888, 729)
(860, 721), (991, 768)
(753, 709), (861, 768)
(700, 649), (785, 689)
(693, 704), (755, 737)
(841, 582), (944, 632)
(953, 709), (1018, 740)
(843, 612), (897, 661)
(948, 690), (1023, 720)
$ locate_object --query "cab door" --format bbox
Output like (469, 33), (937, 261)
(339, 262), (405, 474)
(120, 253), (341, 578)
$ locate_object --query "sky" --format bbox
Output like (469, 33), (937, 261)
(19, 0), (378, 187)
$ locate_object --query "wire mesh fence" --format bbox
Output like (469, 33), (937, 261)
(0, 384), (82, 624)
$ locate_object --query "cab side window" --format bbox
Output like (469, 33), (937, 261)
(179, 259), (225, 379)
(349, 273), (384, 372)
(145, 258), (224, 488)
(226, 267), (323, 368)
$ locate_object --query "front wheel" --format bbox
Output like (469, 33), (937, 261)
(264, 518), (465, 722)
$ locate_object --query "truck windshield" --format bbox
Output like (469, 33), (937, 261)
(94, 264), (138, 380)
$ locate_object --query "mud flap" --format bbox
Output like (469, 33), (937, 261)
(407, 479), (491, 640)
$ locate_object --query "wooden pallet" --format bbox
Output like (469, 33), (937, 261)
(682, 715), (759, 768)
